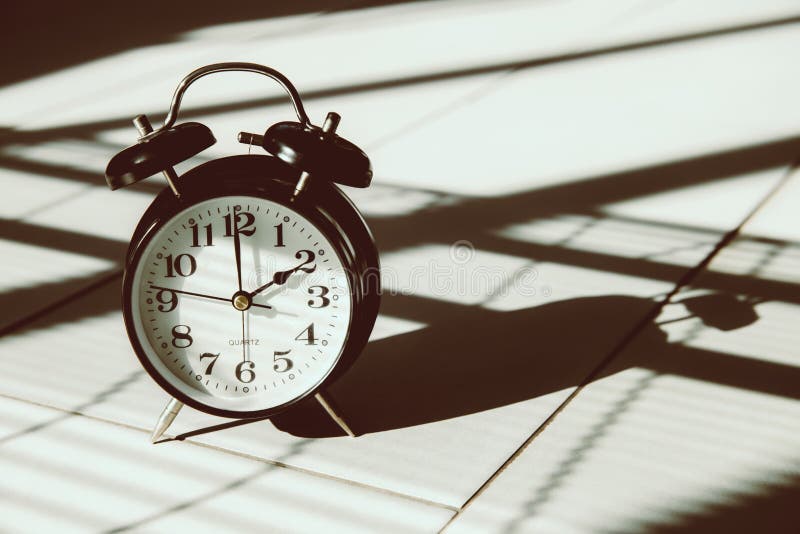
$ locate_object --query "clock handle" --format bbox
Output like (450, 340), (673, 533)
(141, 62), (311, 142)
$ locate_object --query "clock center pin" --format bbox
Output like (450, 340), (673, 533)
(232, 291), (252, 311)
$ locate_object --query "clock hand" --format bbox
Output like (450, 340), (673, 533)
(241, 309), (248, 363)
(249, 251), (315, 298)
(233, 212), (244, 292)
(150, 285), (273, 309)
(248, 267), (292, 297)
(151, 285), (229, 303)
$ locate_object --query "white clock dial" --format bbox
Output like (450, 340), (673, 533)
(130, 195), (353, 413)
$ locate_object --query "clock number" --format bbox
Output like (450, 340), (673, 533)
(294, 323), (316, 345)
(274, 223), (286, 247)
(307, 286), (330, 308)
(171, 325), (193, 348)
(155, 289), (177, 312)
(235, 361), (255, 383)
(223, 212), (256, 237)
(295, 250), (316, 274)
(164, 254), (196, 278)
(200, 352), (220, 374)
(273, 350), (293, 373)
(191, 223), (213, 247)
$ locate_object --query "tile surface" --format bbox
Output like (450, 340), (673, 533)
(446, 170), (800, 533)
(1, 1), (799, 532)
(0, 397), (453, 534)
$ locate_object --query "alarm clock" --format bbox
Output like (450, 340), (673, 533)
(105, 63), (380, 440)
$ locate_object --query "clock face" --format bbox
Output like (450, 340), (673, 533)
(128, 195), (353, 415)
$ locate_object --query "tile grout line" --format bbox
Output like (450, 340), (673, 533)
(0, 268), (123, 339)
(0, 392), (460, 514)
(0, 391), (157, 435)
(14, 183), (98, 220)
(14, 13), (800, 150)
(362, 0), (727, 156)
(180, 438), (460, 513)
(440, 161), (800, 532)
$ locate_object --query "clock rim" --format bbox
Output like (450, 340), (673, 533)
(122, 155), (379, 419)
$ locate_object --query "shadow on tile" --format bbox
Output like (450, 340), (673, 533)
(645, 474), (800, 534)
(0, 0), (429, 89)
(271, 288), (800, 437)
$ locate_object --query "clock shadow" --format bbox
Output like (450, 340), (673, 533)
(268, 290), (774, 437)
(269, 294), (665, 437)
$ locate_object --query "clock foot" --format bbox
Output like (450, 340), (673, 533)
(151, 397), (184, 443)
(314, 392), (355, 437)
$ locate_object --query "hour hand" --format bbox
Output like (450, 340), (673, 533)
(249, 250), (316, 297)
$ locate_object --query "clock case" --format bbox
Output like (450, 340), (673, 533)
(122, 154), (381, 419)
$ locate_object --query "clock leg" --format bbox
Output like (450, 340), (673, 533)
(150, 397), (184, 443)
(314, 392), (355, 437)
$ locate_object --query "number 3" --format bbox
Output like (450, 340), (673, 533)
(307, 286), (330, 308)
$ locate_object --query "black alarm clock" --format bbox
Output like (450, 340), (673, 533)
(105, 63), (380, 441)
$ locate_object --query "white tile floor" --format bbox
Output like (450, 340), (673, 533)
(447, 167), (800, 534)
(1, 1), (799, 532)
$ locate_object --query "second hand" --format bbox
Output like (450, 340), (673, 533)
(241, 309), (248, 363)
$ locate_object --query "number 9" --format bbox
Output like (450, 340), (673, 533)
(156, 289), (177, 312)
